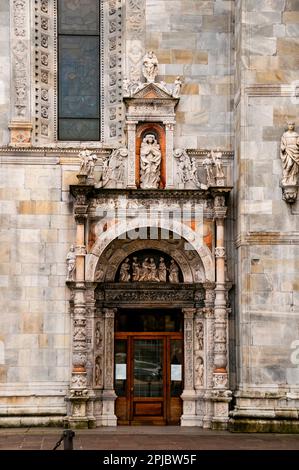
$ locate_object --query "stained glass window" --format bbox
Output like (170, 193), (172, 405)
(58, 0), (100, 141)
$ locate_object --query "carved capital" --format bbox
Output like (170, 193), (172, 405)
(182, 307), (196, 319)
(8, 121), (32, 147)
(103, 308), (117, 318)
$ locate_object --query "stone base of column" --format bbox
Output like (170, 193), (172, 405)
(96, 390), (117, 426)
(180, 390), (200, 426)
(211, 394), (232, 430)
(8, 121), (32, 147)
(64, 394), (90, 429)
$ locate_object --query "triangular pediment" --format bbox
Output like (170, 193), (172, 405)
(132, 82), (174, 100)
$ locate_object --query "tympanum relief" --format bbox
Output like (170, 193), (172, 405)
(117, 252), (182, 283)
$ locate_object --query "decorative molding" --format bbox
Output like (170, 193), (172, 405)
(235, 232), (299, 247)
(245, 84), (299, 98)
(104, 288), (196, 304)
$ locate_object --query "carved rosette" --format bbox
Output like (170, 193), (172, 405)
(9, 0), (32, 146)
(215, 247), (226, 258)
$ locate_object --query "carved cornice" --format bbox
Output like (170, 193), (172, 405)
(245, 84), (299, 98)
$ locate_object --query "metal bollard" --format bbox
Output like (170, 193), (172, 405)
(63, 429), (75, 450)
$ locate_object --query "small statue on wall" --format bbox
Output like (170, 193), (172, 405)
(172, 76), (182, 98)
(142, 51), (159, 83)
(66, 245), (76, 281)
(280, 121), (299, 203)
(211, 149), (225, 181)
(140, 134), (162, 189)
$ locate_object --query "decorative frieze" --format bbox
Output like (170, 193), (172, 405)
(126, 0), (146, 83)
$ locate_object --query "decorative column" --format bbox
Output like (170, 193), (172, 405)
(202, 282), (215, 428)
(9, 0), (32, 146)
(212, 195), (232, 429)
(181, 308), (198, 426)
(66, 194), (90, 428)
(84, 284), (97, 428)
(126, 120), (138, 188)
(100, 308), (117, 426)
(164, 121), (175, 189)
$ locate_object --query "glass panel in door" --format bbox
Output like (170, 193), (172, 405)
(133, 339), (163, 397)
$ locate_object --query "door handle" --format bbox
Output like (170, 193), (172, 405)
(130, 387), (134, 392)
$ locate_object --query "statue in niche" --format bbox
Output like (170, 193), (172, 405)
(95, 356), (102, 387)
(211, 149), (224, 178)
(169, 259), (179, 283)
(172, 76), (182, 98)
(148, 258), (160, 282)
(119, 258), (131, 282)
(194, 355), (204, 388)
(78, 149), (97, 178)
(158, 257), (167, 282)
(66, 245), (76, 281)
(140, 134), (161, 189)
(103, 148), (128, 188)
(280, 122), (299, 186)
(142, 51), (158, 83)
(132, 256), (141, 282)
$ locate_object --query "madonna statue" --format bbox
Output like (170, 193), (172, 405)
(140, 134), (161, 189)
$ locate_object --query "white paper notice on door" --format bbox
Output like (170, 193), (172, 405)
(171, 364), (182, 381)
(115, 364), (126, 380)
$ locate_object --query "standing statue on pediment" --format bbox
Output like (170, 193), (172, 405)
(172, 76), (182, 98)
(211, 149), (224, 179)
(78, 149), (97, 178)
(140, 134), (161, 189)
(66, 245), (76, 281)
(142, 51), (158, 83)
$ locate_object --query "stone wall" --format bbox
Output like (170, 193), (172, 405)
(233, 0), (299, 431)
(0, 154), (74, 424)
(145, 0), (234, 150)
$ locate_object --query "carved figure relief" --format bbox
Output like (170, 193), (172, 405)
(102, 148), (128, 188)
(280, 122), (299, 203)
(66, 245), (76, 281)
(140, 134), (161, 189)
(117, 252), (182, 283)
(169, 259), (179, 283)
(194, 355), (204, 388)
(94, 356), (102, 387)
(203, 150), (225, 187)
(142, 51), (158, 83)
(78, 150), (97, 178)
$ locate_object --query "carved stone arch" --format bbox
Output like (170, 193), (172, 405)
(85, 219), (214, 282)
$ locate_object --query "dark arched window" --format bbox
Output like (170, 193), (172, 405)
(58, 0), (100, 140)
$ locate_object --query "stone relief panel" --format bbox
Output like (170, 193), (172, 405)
(125, 0), (145, 85)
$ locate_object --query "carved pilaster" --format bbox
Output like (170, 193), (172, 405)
(164, 121), (175, 189)
(104, 0), (124, 142)
(181, 308), (198, 426)
(98, 307), (117, 426)
(126, 121), (137, 188)
(9, 0), (32, 146)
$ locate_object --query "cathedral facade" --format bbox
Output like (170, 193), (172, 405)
(0, 0), (299, 431)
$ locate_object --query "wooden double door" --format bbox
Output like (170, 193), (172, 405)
(115, 332), (183, 425)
